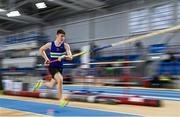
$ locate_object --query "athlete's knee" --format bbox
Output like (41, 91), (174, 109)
(54, 73), (63, 82)
(56, 78), (62, 84)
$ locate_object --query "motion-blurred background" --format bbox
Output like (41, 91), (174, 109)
(0, 0), (180, 114)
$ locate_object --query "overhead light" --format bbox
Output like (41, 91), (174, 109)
(0, 8), (6, 12)
(6, 10), (21, 17)
(35, 2), (47, 9)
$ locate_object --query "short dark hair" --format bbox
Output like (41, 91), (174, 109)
(57, 29), (65, 35)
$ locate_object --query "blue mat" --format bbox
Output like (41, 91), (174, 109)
(0, 98), (141, 116)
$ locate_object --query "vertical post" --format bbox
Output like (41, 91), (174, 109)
(81, 45), (90, 68)
(81, 45), (90, 92)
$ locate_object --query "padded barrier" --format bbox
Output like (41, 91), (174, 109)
(3, 90), (160, 107)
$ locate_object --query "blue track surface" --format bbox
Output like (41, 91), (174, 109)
(65, 86), (180, 100)
(40, 86), (180, 101)
(0, 98), (141, 116)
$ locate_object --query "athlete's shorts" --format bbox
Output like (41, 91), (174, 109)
(48, 66), (63, 78)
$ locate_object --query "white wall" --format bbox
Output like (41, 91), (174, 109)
(65, 21), (90, 43)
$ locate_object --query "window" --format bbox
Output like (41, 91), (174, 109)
(129, 9), (149, 33)
(151, 4), (173, 30)
(177, 1), (180, 24)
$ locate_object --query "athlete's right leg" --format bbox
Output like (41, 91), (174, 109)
(54, 72), (63, 99)
(53, 72), (69, 107)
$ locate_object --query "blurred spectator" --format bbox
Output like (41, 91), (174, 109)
(151, 75), (160, 88)
(134, 41), (148, 77)
(135, 41), (147, 59)
(163, 52), (177, 62)
(159, 73), (172, 88)
(90, 41), (101, 59)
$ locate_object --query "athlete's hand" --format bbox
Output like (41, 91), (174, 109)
(44, 59), (50, 66)
(58, 55), (65, 62)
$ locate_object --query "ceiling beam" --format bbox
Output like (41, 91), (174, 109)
(46, 0), (84, 11)
(17, 15), (46, 25)
(0, 13), (30, 24)
(43, 7), (65, 20)
(0, 28), (11, 33)
(80, 0), (104, 6)
(44, 8), (78, 20)
(0, 11), (46, 25)
(67, 0), (91, 8)
(10, 0), (29, 10)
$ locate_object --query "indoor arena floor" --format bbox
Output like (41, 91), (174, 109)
(0, 86), (180, 117)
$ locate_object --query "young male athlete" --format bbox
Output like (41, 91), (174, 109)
(33, 29), (73, 106)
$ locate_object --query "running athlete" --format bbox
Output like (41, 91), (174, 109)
(33, 29), (73, 106)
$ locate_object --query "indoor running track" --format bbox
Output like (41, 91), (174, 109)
(0, 98), (141, 116)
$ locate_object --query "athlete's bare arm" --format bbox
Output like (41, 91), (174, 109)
(39, 42), (51, 63)
(64, 43), (73, 60)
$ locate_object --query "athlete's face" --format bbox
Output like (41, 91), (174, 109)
(56, 33), (65, 42)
